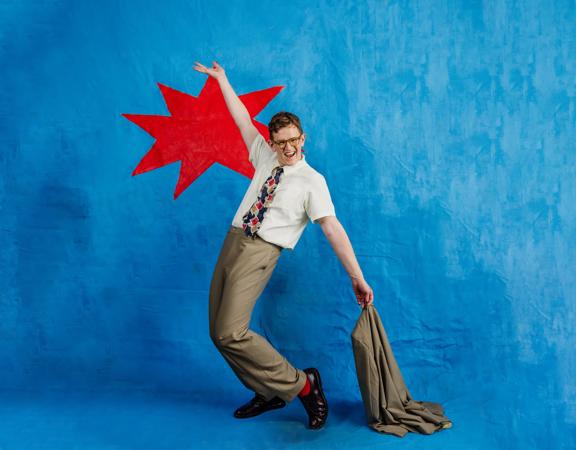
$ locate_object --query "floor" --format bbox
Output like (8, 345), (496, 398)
(0, 387), (500, 450)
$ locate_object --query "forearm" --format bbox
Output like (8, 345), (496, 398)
(217, 75), (251, 127)
(323, 221), (364, 280)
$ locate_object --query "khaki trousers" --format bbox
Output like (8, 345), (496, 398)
(209, 225), (307, 403)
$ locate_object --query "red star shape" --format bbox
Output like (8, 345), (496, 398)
(122, 77), (283, 199)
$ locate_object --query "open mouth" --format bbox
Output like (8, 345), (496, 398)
(284, 151), (296, 158)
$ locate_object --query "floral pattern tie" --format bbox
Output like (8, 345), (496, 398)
(242, 165), (284, 238)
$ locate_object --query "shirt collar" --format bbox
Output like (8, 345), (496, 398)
(275, 153), (307, 174)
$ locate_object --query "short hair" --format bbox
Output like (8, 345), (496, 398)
(268, 111), (303, 138)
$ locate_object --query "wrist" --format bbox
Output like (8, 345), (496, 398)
(350, 273), (364, 281)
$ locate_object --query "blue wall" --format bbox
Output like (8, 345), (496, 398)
(1, 0), (574, 448)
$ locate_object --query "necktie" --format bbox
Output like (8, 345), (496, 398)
(242, 165), (284, 238)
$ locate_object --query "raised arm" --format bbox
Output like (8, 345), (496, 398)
(317, 216), (374, 308)
(193, 61), (259, 150)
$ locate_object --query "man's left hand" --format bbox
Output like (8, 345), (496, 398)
(352, 277), (374, 308)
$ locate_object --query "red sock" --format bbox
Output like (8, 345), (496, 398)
(298, 376), (311, 397)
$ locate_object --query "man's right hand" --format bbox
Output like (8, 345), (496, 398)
(193, 61), (226, 80)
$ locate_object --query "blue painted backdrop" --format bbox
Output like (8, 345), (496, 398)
(1, 0), (574, 449)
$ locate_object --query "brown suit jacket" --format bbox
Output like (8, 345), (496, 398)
(351, 304), (453, 437)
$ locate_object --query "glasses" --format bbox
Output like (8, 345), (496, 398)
(271, 134), (302, 150)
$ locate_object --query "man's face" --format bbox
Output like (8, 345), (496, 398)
(268, 125), (306, 167)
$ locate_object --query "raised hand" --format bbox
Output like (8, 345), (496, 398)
(193, 60), (226, 80)
(192, 59), (258, 152)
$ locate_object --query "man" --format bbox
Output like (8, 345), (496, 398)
(194, 61), (374, 430)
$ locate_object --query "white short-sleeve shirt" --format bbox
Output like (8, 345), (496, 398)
(231, 134), (336, 250)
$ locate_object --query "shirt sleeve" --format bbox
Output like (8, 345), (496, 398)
(249, 134), (274, 169)
(305, 175), (337, 224)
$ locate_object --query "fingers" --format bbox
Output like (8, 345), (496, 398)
(193, 61), (213, 74)
(358, 294), (369, 308)
(193, 61), (207, 73)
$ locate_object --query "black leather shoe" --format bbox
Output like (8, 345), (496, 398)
(298, 368), (329, 429)
(233, 393), (286, 419)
